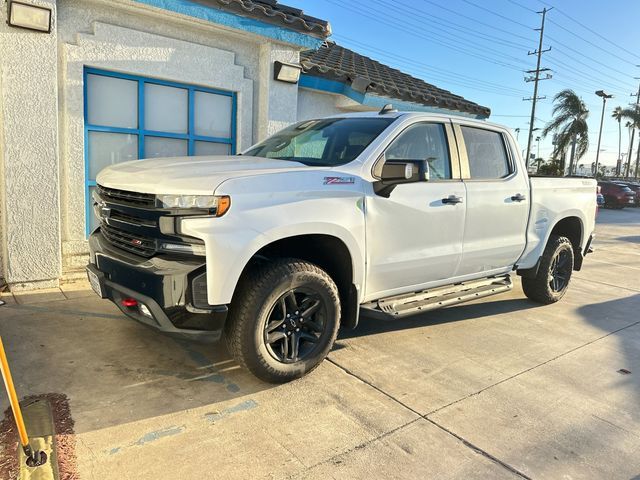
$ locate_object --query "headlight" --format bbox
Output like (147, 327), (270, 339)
(159, 242), (206, 256)
(156, 194), (231, 216)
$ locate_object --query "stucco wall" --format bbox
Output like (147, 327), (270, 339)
(0, 0), (61, 289)
(256, 43), (300, 140)
(57, 0), (301, 278)
(297, 88), (376, 122)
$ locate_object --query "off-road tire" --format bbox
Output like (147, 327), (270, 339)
(522, 235), (574, 305)
(225, 258), (340, 383)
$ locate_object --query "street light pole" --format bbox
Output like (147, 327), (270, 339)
(594, 90), (613, 178)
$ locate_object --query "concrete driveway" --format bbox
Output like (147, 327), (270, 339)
(1, 208), (639, 480)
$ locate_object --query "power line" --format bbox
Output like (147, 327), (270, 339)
(461, 0), (533, 29)
(417, 0), (534, 42)
(322, 0), (529, 71)
(382, 0), (530, 50)
(458, 0), (637, 89)
(537, 0), (640, 64)
(416, 0), (636, 96)
(544, 66), (631, 97)
(342, 0), (531, 67)
(545, 44), (636, 91)
(546, 60), (633, 97)
(546, 33), (638, 84)
(331, 40), (527, 99)
(333, 34), (529, 96)
(506, 0), (536, 13)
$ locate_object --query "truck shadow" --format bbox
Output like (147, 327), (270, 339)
(339, 297), (539, 340)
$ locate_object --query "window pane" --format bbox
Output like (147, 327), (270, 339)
(88, 132), (138, 178)
(385, 123), (451, 180)
(144, 136), (188, 158)
(88, 186), (100, 234)
(144, 83), (188, 134)
(87, 74), (138, 128)
(194, 91), (232, 138)
(461, 127), (511, 179)
(194, 141), (231, 156)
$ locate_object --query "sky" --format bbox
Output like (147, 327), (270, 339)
(293, 0), (640, 169)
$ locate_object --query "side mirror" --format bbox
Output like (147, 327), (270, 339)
(379, 159), (431, 183)
(380, 160), (416, 182)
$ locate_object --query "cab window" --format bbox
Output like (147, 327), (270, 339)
(384, 123), (452, 180)
(461, 126), (511, 179)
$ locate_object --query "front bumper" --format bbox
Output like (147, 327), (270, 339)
(88, 230), (227, 342)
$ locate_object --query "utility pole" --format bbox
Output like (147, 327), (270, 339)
(626, 75), (640, 178)
(524, 7), (552, 173)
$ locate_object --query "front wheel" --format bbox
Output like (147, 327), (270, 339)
(522, 235), (574, 305)
(225, 259), (340, 383)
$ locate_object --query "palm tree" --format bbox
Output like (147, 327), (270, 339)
(612, 106), (624, 175)
(543, 90), (589, 175)
(621, 108), (640, 178)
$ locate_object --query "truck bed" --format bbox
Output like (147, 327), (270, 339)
(517, 176), (597, 270)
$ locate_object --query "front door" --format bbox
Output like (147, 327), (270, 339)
(364, 122), (467, 301)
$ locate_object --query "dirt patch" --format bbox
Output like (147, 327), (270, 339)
(0, 394), (77, 480)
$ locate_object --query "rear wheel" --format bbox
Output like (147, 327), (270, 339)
(225, 259), (340, 383)
(522, 235), (574, 305)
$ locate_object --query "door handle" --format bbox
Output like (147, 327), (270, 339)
(511, 193), (527, 202)
(442, 195), (463, 205)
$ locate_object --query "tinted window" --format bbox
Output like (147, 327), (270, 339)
(244, 118), (394, 166)
(385, 123), (451, 180)
(461, 126), (511, 179)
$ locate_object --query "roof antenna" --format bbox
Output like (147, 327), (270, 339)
(379, 104), (397, 115)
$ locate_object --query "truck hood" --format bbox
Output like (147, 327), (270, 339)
(96, 155), (308, 194)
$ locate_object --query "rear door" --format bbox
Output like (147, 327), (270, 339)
(364, 121), (467, 300)
(454, 122), (530, 276)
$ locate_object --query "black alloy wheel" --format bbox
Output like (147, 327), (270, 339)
(263, 288), (328, 364)
(548, 249), (572, 293)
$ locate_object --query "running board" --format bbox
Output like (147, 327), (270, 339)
(361, 275), (513, 319)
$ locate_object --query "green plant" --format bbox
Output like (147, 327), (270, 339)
(543, 90), (589, 175)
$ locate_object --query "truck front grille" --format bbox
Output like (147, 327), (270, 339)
(97, 185), (155, 208)
(101, 223), (156, 257)
(110, 210), (157, 228)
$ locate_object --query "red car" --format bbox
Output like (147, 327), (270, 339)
(613, 182), (640, 206)
(598, 181), (636, 208)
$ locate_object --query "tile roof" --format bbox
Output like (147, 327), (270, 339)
(196, 0), (331, 38)
(300, 42), (491, 117)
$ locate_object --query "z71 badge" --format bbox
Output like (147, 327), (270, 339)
(323, 176), (355, 185)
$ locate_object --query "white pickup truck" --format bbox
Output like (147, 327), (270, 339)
(87, 109), (597, 383)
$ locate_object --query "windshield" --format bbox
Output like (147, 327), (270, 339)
(244, 117), (395, 166)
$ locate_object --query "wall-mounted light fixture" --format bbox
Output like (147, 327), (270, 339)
(273, 61), (302, 84)
(7, 1), (52, 33)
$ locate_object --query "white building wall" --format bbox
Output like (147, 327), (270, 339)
(256, 43), (300, 140)
(0, 0), (62, 290)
